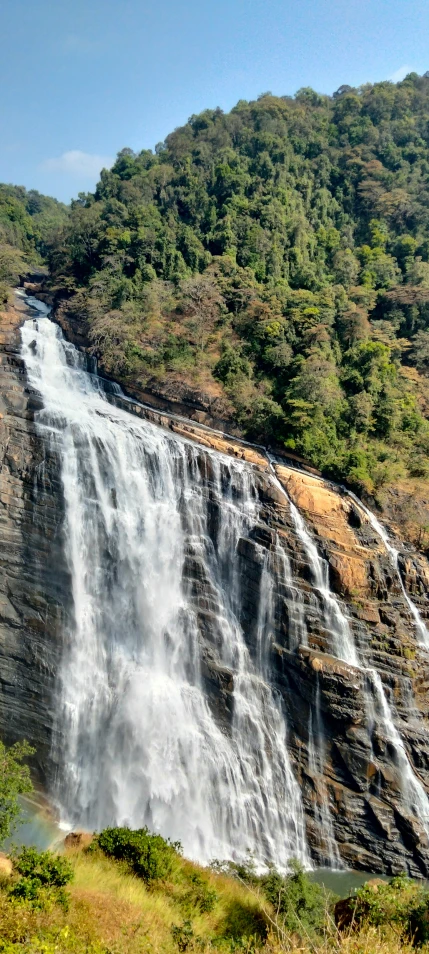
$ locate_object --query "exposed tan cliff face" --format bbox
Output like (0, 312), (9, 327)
(276, 467), (375, 599)
(4, 292), (429, 876)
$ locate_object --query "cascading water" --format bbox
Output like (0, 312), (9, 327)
(307, 683), (342, 869)
(19, 296), (429, 873)
(21, 312), (309, 868)
(346, 490), (429, 647)
(276, 473), (429, 837)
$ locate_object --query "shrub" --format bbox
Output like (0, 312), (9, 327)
(407, 894), (429, 945)
(95, 826), (181, 883)
(171, 919), (195, 951)
(260, 861), (327, 938)
(336, 874), (429, 945)
(10, 846), (74, 909)
(183, 871), (218, 913)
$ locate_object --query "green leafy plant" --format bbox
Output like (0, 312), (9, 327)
(182, 871), (218, 913)
(0, 740), (34, 846)
(95, 826), (181, 883)
(9, 847), (74, 909)
(260, 861), (328, 938)
(171, 919), (195, 951)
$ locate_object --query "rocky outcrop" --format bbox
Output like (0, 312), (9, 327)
(3, 293), (429, 875)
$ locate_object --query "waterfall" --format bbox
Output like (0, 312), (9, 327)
(307, 683), (343, 869)
(21, 313), (309, 869)
(287, 498), (359, 666)
(346, 490), (429, 647)
(274, 473), (429, 836)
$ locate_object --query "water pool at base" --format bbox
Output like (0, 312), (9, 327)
(310, 867), (388, 897)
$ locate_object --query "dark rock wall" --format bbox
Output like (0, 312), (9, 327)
(0, 303), (71, 779)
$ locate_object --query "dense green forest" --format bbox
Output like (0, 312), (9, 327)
(0, 185), (67, 304)
(43, 72), (429, 510)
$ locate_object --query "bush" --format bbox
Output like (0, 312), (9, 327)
(183, 871), (218, 913)
(336, 875), (429, 945)
(0, 281), (9, 307)
(171, 919), (195, 951)
(407, 894), (429, 946)
(260, 861), (327, 938)
(0, 740), (34, 845)
(95, 826), (181, 883)
(10, 846), (74, 909)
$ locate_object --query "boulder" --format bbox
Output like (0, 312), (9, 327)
(64, 830), (94, 851)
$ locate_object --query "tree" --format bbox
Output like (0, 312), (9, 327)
(0, 740), (34, 845)
(180, 275), (224, 354)
(39, 72), (429, 495)
(410, 330), (429, 371)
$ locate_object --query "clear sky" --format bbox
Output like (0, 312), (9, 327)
(1, 0), (428, 203)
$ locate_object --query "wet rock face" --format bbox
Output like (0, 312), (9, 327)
(275, 468), (429, 877)
(172, 452), (429, 876)
(0, 303), (72, 779)
(3, 298), (429, 875)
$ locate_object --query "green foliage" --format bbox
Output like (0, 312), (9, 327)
(182, 871), (218, 913)
(340, 874), (429, 944)
(95, 825), (181, 883)
(0, 848), (424, 954)
(0, 185), (67, 284)
(260, 861), (327, 939)
(170, 919), (196, 951)
(0, 185), (68, 257)
(9, 847), (73, 909)
(0, 740), (33, 846)
(45, 73), (429, 510)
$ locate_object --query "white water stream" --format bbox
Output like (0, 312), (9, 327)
(277, 476), (429, 837)
(346, 490), (429, 647)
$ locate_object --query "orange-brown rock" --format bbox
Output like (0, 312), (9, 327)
(64, 830), (94, 851)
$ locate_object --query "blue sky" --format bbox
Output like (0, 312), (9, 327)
(1, 0), (428, 203)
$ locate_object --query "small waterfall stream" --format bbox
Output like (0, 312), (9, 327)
(346, 490), (429, 647)
(275, 476), (429, 838)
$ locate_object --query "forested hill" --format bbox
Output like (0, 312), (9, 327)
(48, 72), (429, 540)
(0, 184), (68, 303)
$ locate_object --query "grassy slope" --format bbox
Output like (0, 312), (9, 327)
(0, 847), (424, 954)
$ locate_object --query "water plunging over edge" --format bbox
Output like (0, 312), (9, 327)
(346, 490), (429, 647)
(21, 309), (309, 870)
(266, 462), (429, 840)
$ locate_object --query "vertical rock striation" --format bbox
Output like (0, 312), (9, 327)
(0, 299), (71, 778)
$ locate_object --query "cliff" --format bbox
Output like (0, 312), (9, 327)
(3, 293), (429, 876)
(0, 297), (71, 778)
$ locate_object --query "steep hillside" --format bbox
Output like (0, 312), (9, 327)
(0, 185), (68, 303)
(45, 71), (429, 545)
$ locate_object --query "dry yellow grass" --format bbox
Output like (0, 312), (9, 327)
(0, 848), (427, 953)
